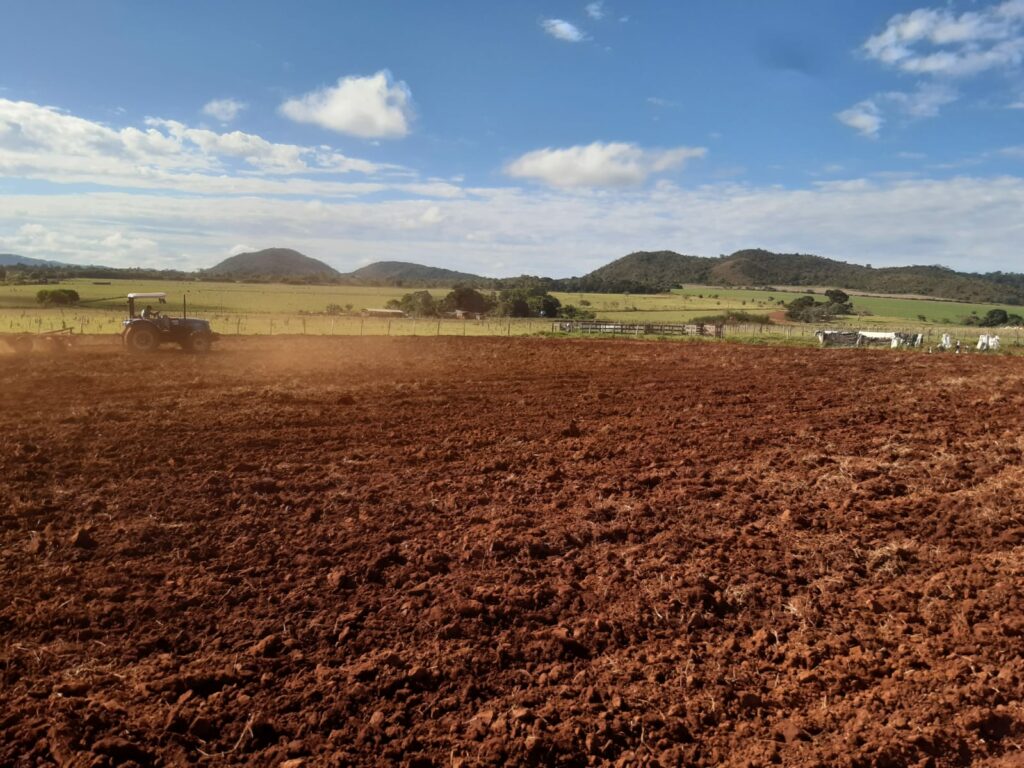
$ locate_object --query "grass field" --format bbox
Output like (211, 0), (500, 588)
(1, 277), (1021, 340)
(565, 285), (1017, 326)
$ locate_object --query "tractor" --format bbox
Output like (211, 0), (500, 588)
(122, 292), (219, 353)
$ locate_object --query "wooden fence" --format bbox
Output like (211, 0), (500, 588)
(554, 321), (724, 338)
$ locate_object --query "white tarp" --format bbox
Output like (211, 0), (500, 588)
(977, 334), (1001, 351)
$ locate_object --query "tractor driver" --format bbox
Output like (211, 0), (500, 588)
(141, 305), (158, 320)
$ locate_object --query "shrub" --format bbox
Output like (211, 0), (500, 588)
(36, 289), (80, 306)
(691, 311), (773, 325)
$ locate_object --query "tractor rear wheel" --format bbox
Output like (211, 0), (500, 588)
(125, 325), (158, 353)
(185, 332), (212, 354)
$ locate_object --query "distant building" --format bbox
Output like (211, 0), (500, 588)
(453, 309), (483, 320)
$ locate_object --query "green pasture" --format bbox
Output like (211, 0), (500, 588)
(0, 277), (1020, 339)
(552, 285), (1016, 326)
(0, 279), (438, 314)
(0, 308), (552, 338)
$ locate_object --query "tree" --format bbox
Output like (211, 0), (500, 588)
(386, 290), (439, 317)
(529, 292), (561, 318)
(980, 308), (1009, 327)
(441, 285), (493, 315)
(785, 291), (854, 322)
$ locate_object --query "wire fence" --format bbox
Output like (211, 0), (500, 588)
(2, 307), (1021, 348)
(0, 309), (555, 337)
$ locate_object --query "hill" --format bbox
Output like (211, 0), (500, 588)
(572, 251), (712, 292)
(346, 261), (486, 287)
(205, 248), (341, 280)
(571, 249), (1024, 304)
(0, 253), (65, 267)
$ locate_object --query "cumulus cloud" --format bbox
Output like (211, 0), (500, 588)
(885, 81), (958, 117)
(585, 2), (605, 20)
(837, 83), (957, 137)
(0, 98), (401, 195)
(505, 141), (706, 187)
(836, 101), (883, 139)
(864, 1), (1024, 76)
(279, 71), (413, 138)
(541, 19), (586, 42)
(5, 176), (1024, 274)
(202, 98), (246, 123)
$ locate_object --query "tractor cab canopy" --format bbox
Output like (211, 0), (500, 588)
(127, 292), (167, 318)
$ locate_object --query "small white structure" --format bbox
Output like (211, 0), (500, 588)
(816, 330), (859, 347)
(938, 333), (953, 351)
(977, 334), (1001, 351)
(855, 331), (923, 349)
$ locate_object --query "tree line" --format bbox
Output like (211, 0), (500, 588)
(385, 285), (594, 319)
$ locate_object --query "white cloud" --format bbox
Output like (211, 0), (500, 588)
(541, 19), (586, 42)
(506, 141), (706, 187)
(202, 98), (246, 123)
(229, 243), (255, 255)
(585, 2), (605, 21)
(3, 99), (1024, 277)
(279, 71), (413, 138)
(864, 1), (1024, 76)
(837, 83), (957, 137)
(5, 176), (1024, 274)
(0, 98), (401, 195)
(836, 100), (883, 138)
(885, 82), (958, 117)
(646, 96), (678, 108)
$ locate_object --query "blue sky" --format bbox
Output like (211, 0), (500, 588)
(2, 0), (1024, 275)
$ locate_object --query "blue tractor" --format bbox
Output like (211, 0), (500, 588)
(122, 292), (219, 354)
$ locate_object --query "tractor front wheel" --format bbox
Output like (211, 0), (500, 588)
(125, 325), (158, 353)
(185, 332), (212, 354)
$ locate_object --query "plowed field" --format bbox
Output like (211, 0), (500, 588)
(2, 337), (1023, 767)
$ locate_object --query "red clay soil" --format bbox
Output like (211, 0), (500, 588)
(2, 336), (1023, 768)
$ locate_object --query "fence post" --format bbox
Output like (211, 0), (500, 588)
(507, 319), (511, 336)
(437, 319), (441, 336)
(387, 320), (391, 336)
(360, 317), (364, 336)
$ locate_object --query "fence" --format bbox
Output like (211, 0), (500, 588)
(554, 321), (724, 338)
(2, 307), (1021, 348)
(0, 309), (550, 338)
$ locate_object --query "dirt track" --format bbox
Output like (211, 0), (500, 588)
(2, 337), (1023, 767)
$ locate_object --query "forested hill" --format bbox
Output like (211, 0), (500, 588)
(204, 248), (341, 280)
(573, 249), (1024, 304)
(347, 261), (485, 287)
(0, 254), (66, 267)
(6, 246), (1024, 304)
